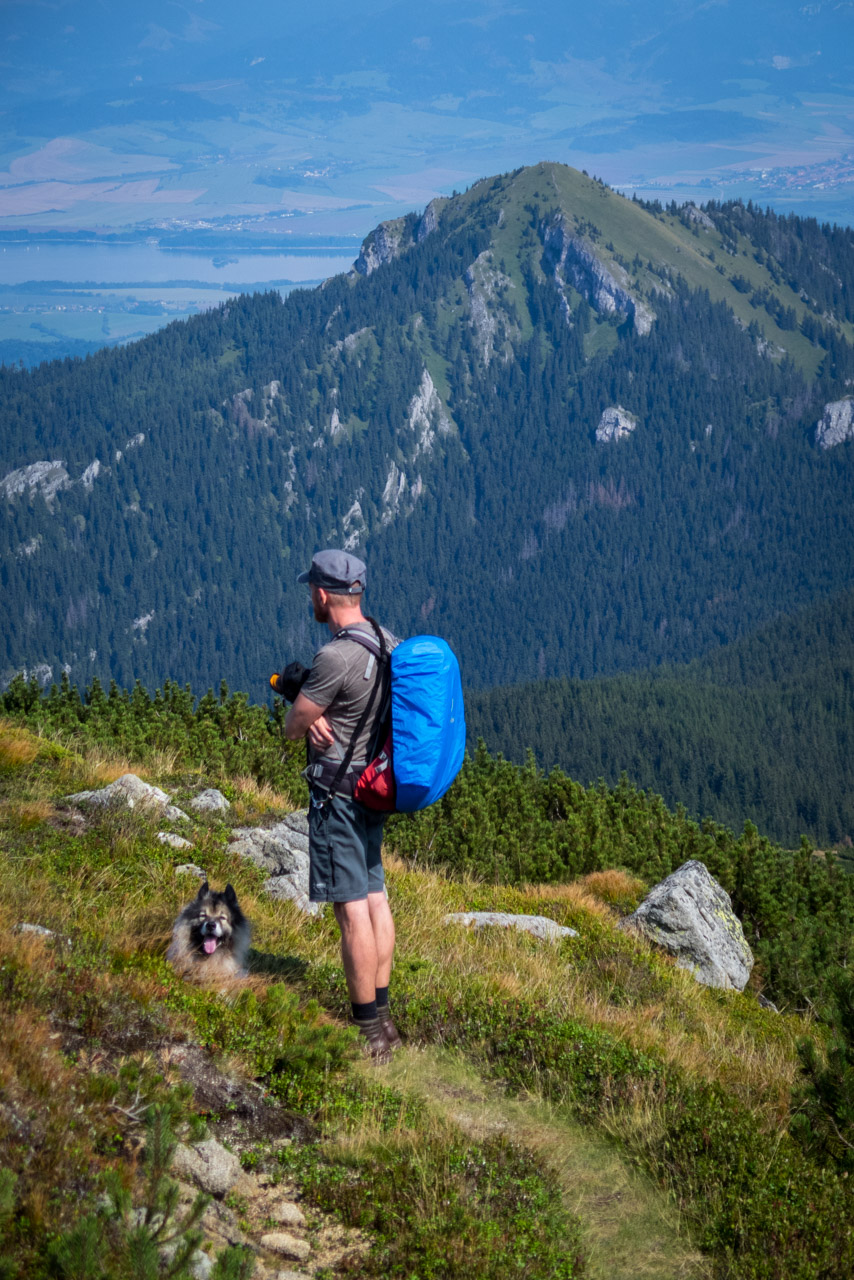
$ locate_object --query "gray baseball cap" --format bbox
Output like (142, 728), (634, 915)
(297, 549), (367, 594)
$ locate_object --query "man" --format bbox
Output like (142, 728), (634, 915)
(284, 549), (401, 1062)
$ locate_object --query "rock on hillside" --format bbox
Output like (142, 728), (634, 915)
(620, 860), (754, 990)
(816, 398), (854, 449)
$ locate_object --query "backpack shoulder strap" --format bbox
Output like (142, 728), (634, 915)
(317, 618), (389, 809)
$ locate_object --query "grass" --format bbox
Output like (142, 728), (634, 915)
(387, 1045), (708, 1280)
(0, 713), (850, 1279)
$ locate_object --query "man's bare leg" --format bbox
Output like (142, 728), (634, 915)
(367, 890), (395, 987)
(334, 899), (379, 1003)
(334, 894), (399, 1056)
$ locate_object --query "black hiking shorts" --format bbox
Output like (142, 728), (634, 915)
(308, 789), (386, 903)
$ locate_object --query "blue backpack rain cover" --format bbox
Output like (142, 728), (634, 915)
(389, 636), (465, 811)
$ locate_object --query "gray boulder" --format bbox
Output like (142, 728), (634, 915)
(443, 912), (577, 942)
(67, 773), (170, 811)
(229, 810), (318, 914)
(620, 860), (753, 990)
(171, 1138), (241, 1197)
(190, 788), (231, 814)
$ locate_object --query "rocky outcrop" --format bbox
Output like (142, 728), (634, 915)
(620, 860), (754, 990)
(380, 462), (423, 527)
(353, 200), (442, 273)
(416, 198), (446, 242)
(465, 250), (520, 364)
(406, 368), (452, 458)
(341, 493), (366, 551)
(685, 203), (715, 230)
(79, 460), (104, 492)
(228, 811), (320, 915)
(596, 405), (638, 444)
(354, 217), (411, 276)
(66, 773), (189, 822)
(815, 398), (854, 449)
(542, 214), (654, 335)
(1, 461), (71, 505)
(444, 912), (578, 942)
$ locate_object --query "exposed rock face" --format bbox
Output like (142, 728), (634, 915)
(1, 460), (71, 505)
(621, 860), (754, 990)
(341, 494), (366, 551)
(815, 398), (854, 449)
(354, 217), (410, 275)
(229, 811), (320, 915)
(465, 249), (520, 364)
(542, 214), (654, 335)
(685, 203), (715, 230)
(190, 788), (231, 814)
(406, 368), (452, 458)
(417, 198), (442, 241)
(443, 912), (578, 942)
(596, 406), (638, 443)
(79, 460), (103, 492)
(172, 1138), (242, 1197)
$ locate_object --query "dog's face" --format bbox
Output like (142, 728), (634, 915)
(168, 881), (250, 979)
(185, 882), (242, 957)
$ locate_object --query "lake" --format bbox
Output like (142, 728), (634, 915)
(0, 241), (357, 288)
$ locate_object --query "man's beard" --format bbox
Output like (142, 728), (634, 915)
(312, 595), (329, 624)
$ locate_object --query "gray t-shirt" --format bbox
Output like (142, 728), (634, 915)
(302, 622), (397, 766)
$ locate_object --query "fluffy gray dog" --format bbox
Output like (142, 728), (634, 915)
(167, 881), (250, 981)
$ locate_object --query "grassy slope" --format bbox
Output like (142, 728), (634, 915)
(440, 162), (847, 379)
(3, 714), (850, 1279)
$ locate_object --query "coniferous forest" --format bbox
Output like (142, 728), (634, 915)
(2, 162), (854, 845)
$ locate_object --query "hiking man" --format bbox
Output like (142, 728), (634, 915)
(284, 549), (401, 1061)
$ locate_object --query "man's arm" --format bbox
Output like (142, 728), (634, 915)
(284, 691), (335, 750)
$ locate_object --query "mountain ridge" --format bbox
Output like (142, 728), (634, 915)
(2, 161), (853, 700)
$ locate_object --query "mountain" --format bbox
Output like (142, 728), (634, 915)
(467, 585), (854, 849)
(2, 162), (854, 699)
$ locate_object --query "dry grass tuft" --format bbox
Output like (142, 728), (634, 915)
(1, 800), (55, 829)
(0, 722), (41, 768)
(580, 869), (647, 908)
(230, 774), (294, 820)
(520, 880), (612, 918)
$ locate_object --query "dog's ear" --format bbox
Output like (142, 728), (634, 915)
(223, 883), (238, 906)
(196, 880), (209, 898)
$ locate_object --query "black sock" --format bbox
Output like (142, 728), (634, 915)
(375, 986), (389, 1009)
(351, 999), (378, 1021)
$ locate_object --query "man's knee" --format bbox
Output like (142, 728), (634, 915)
(334, 897), (371, 932)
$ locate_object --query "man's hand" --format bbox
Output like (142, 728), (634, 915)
(284, 691), (335, 748)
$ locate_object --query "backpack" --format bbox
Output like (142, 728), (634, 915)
(333, 620), (465, 813)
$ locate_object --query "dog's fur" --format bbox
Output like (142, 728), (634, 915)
(167, 881), (250, 981)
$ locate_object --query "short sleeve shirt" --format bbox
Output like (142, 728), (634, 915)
(302, 623), (397, 765)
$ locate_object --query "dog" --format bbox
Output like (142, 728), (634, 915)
(167, 881), (250, 981)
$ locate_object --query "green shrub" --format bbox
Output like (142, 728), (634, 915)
(282, 1128), (585, 1279)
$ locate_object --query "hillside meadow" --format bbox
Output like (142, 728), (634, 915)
(1, 684), (854, 1277)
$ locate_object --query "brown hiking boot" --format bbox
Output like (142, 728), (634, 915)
(352, 1015), (392, 1064)
(377, 1005), (403, 1051)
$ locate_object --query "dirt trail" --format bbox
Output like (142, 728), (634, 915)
(387, 1045), (710, 1280)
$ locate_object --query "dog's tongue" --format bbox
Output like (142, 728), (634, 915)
(203, 938), (218, 955)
